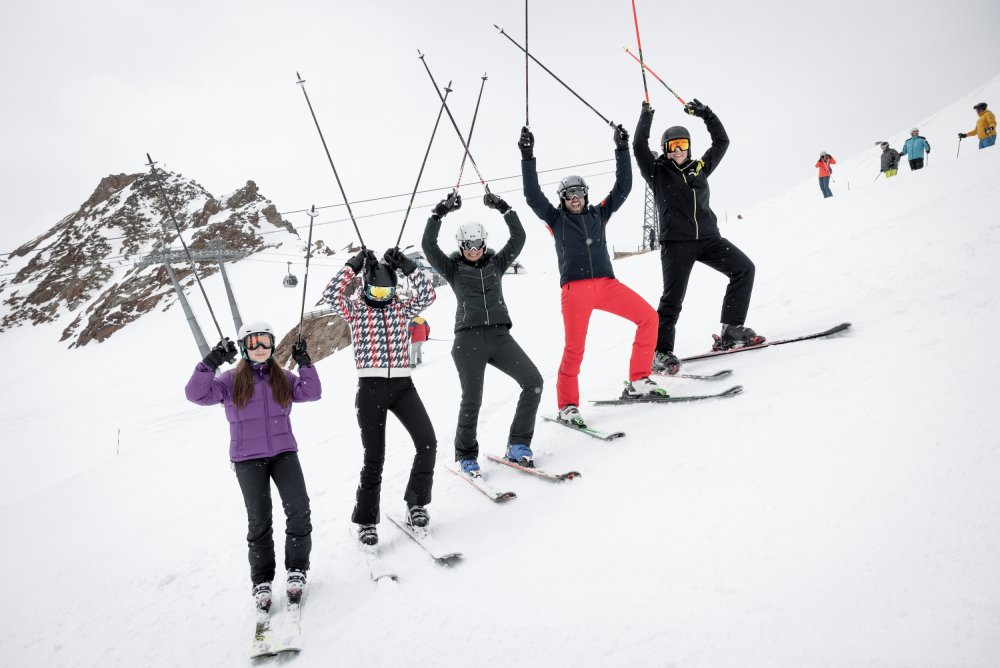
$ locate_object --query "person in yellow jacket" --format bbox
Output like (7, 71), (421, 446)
(959, 102), (996, 149)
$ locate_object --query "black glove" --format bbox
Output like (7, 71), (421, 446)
(431, 191), (462, 219)
(483, 192), (511, 214)
(203, 338), (237, 370)
(641, 101), (654, 116)
(958, 132), (965, 139)
(346, 249), (368, 273)
(291, 339), (312, 367)
(384, 247), (417, 275)
(684, 98), (711, 119)
(613, 124), (630, 150)
(518, 126), (534, 160)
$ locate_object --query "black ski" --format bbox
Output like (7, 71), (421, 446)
(681, 323), (852, 362)
(591, 385), (743, 405)
(540, 414), (625, 441)
(485, 455), (581, 482)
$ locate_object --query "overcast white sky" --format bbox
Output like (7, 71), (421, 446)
(2, 0), (997, 257)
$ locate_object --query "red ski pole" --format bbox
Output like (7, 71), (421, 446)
(630, 0), (650, 104)
(623, 48), (686, 106)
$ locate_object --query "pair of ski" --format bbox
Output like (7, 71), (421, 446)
(251, 592), (304, 658)
(359, 513), (464, 583)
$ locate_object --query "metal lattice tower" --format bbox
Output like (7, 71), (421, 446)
(641, 184), (659, 251)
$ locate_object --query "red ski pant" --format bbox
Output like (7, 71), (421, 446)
(557, 277), (657, 408)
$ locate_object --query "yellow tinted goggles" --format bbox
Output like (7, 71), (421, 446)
(666, 138), (690, 152)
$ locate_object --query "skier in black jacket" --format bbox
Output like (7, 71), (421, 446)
(634, 99), (763, 373)
(422, 191), (543, 472)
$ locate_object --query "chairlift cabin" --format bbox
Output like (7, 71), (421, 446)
(283, 262), (299, 288)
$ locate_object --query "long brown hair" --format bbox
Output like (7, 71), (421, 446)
(231, 358), (292, 409)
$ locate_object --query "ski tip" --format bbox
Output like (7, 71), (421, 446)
(496, 491), (518, 502)
(724, 385), (744, 396)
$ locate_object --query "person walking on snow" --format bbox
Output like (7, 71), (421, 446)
(520, 123), (665, 429)
(880, 142), (901, 178)
(816, 152), (836, 198)
(325, 248), (437, 547)
(422, 191), (543, 471)
(184, 322), (321, 615)
(899, 128), (930, 170)
(959, 102), (996, 149)
(634, 98), (763, 376)
(408, 316), (430, 367)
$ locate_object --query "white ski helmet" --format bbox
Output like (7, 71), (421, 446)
(238, 320), (275, 360)
(456, 222), (488, 248)
(910, 127), (919, 133)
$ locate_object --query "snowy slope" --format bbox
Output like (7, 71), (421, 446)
(1, 87), (999, 667)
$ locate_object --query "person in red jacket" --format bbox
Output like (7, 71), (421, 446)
(408, 316), (430, 367)
(816, 152), (836, 198)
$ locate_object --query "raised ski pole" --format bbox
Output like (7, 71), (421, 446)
(455, 73), (487, 189)
(295, 72), (366, 248)
(623, 48), (687, 105)
(495, 25), (616, 128)
(630, 0), (650, 104)
(417, 51), (492, 193)
(296, 205), (318, 339)
(524, 0), (530, 127)
(145, 153), (228, 341)
(397, 79), (453, 246)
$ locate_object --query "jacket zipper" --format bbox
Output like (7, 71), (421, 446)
(480, 267), (490, 325)
(261, 371), (272, 454)
(382, 309), (392, 378)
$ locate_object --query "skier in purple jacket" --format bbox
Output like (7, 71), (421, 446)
(185, 320), (321, 615)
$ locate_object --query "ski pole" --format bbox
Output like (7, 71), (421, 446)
(524, 0), (530, 128)
(295, 72), (366, 248)
(455, 73), (487, 189)
(872, 171), (883, 183)
(630, 0), (650, 104)
(397, 81), (453, 246)
(417, 51), (492, 193)
(956, 136), (962, 158)
(145, 153), (228, 341)
(623, 48), (686, 105)
(296, 205), (318, 340)
(495, 25), (616, 128)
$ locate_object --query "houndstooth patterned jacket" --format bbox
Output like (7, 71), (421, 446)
(324, 265), (435, 377)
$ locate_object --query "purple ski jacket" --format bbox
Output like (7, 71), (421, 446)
(185, 361), (322, 462)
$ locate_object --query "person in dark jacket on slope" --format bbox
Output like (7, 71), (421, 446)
(185, 321), (321, 614)
(634, 99), (763, 374)
(880, 142), (901, 177)
(422, 191), (543, 472)
(520, 124), (665, 429)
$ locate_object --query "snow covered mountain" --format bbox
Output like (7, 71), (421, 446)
(0, 79), (998, 667)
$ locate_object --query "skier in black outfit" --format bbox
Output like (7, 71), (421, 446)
(634, 99), (763, 374)
(422, 191), (543, 472)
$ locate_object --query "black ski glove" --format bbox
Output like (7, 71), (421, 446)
(518, 126), (534, 160)
(384, 247), (417, 275)
(613, 124), (630, 150)
(684, 98), (711, 119)
(641, 101), (654, 116)
(203, 338), (237, 370)
(346, 249), (370, 273)
(431, 191), (462, 219)
(483, 193), (511, 214)
(958, 132), (965, 139)
(291, 339), (312, 367)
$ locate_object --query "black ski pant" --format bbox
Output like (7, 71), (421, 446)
(656, 237), (756, 354)
(451, 324), (543, 461)
(353, 376), (437, 525)
(233, 451), (312, 586)
(909, 158), (924, 170)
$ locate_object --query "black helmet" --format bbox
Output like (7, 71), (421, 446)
(361, 261), (397, 307)
(974, 102), (988, 111)
(660, 125), (691, 153)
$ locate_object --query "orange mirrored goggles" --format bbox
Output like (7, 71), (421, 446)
(365, 285), (395, 301)
(242, 332), (274, 350)
(666, 138), (690, 152)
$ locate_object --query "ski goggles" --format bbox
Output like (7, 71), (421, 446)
(666, 138), (690, 152)
(561, 185), (588, 200)
(242, 332), (274, 350)
(459, 239), (486, 251)
(365, 284), (395, 301)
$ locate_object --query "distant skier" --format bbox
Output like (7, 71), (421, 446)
(880, 142), (901, 177)
(184, 322), (321, 614)
(325, 248), (436, 546)
(634, 98), (764, 375)
(959, 102), (997, 150)
(520, 123), (665, 429)
(408, 316), (430, 367)
(422, 190), (543, 471)
(816, 152), (836, 198)
(899, 128), (930, 170)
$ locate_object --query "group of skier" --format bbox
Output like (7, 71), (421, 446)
(182, 95), (767, 613)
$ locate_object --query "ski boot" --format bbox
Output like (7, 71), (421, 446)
(625, 376), (669, 397)
(459, 458), (481, 475)
(652, 351), (681, 375)
(252, 582), (272, 613)
(406, 504), (430, 529)
(286, 570), (306, 605)
(504, 443), (534, 468)
(557, 404), (586, 428)
(713, 324), (766, 351)
(358, 523), (378, 546)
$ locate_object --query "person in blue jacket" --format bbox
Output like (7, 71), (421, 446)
(899, 128), (931, 170)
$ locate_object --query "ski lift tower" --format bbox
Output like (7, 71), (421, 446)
(641, 184), (659, 251)
(136, 239), (250, 356)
